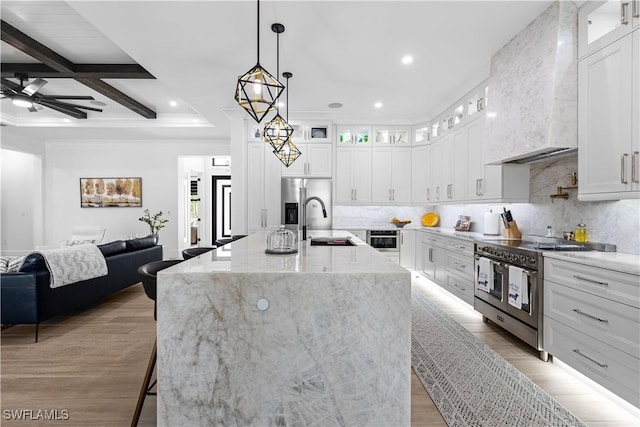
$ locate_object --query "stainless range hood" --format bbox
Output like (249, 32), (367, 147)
(484, 1), (578, 165)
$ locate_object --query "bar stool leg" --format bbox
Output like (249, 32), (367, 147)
(131, 339), (156, 427)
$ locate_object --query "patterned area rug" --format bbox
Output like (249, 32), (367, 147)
(412, 288), (587, 427)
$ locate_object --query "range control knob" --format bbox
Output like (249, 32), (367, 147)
(519, 255), (526, 263)
(527, 256), (537, 265)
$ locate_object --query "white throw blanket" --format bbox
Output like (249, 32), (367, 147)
(476, 257), (492, 293)
(22, 244), (108, 288)
(508, 265), (529, 310)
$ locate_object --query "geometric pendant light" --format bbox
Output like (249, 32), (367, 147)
(274, 71), (301, 167)
(234, 0), (284, 123)
(263, 23), (294, 151)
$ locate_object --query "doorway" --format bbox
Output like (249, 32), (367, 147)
(212, 175), (231, 242)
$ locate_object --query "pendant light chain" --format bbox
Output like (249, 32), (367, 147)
(256, 0), (260, 64)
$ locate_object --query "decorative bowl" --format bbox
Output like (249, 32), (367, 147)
(391, 220), (411, 228)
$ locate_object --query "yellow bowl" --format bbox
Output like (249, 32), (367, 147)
(421, 212), (439, 227)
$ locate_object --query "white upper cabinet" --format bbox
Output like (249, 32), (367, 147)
(578, 30), (639, 200)
(247, 142), (282, 232)
(413, 124), (430, 145)
(411, 145), (429, 203)
(579, 0), (639, 58)
(371, 146), (412, 204)
(336, 126), (371, 146)
(373, 126), (411, 145)
(335, 146), (372, 204)
(281, 143), (332, 178)
(290, 121), (332, 143)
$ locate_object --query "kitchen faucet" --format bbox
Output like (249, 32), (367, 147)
(302, 196), (327, 241)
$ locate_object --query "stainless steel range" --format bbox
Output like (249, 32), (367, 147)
(474, 238), (616, 361)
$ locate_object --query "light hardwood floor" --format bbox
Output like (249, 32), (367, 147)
(1, 276), (638, 426)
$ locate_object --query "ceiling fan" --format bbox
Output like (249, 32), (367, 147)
(0, 73), (103, 119)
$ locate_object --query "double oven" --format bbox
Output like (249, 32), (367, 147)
(474, 241), (547, 361)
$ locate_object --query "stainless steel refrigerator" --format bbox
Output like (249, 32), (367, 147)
(281, 178), (332, 233)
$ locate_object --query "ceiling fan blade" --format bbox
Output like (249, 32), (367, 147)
(40, 95), (95, 100)
(1, 78), (20, 94)
(22, 78), (47, 96)
(43, 99), (102, 112)
(37, 99), (87, 119)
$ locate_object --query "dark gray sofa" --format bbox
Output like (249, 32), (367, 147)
(0, 236), (163, 341)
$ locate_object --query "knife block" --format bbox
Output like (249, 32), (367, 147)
(502, 221), (522, 238)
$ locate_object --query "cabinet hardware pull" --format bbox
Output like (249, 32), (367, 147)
(621, 154), (629, 184)
(453, 283), (465, 291)
(632, 151), (639, 183)
(426, 188), (430, 200)
(388, 189), (392, 201)
(621, 1), (630, 24)
(476, 179), (480, 196)
(572, 348), (608, 368)
(573, 275), (608, 286)
(392, 189), (395, 201)
(354, 189), (357, 200)
(572, 308), (609, 323)
(429, 248), (433, 263)
(479, 178), (484, 195)
(634, 0), (640, 17)
(436, 186), (440, 200)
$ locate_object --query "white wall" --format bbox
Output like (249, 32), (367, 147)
(43, 139), (229, 259)
(0, 149), (43, 255)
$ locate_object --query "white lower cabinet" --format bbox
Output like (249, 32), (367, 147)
(544, 257), (640, 407)
(399, 229), (415, 269)
(417, 232), (474, 306)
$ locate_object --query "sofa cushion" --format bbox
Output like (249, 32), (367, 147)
(98, 240), (127, 257)
(18, 253), (47, 273)
(125, 236), (157, 252)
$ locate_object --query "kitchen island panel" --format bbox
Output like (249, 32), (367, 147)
(158, 266), (410, 426)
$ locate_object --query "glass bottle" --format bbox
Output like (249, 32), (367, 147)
(575, 223), (588, 243)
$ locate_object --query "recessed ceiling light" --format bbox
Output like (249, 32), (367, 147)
(62, 118), (72, 123)
(401, 55), (414, 65)
(169, 100), (178, 107)
(374, 102), (383, 109)
(90, 100), (107, 107)
(328, 102), (343, 109)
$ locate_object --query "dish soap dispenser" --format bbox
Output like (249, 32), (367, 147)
(575, 223), (588, 243)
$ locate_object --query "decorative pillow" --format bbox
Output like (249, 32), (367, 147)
(0, 256), (26, 273)
(125, 236), (157, 252)
(0, 257), (11, 273)
(97, 240), (127, 257)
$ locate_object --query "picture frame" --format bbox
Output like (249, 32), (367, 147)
(80, 177), (142, 208)
(454, 215), (471, 231)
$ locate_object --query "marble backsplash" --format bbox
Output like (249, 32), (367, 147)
(334, 154), (640, 255)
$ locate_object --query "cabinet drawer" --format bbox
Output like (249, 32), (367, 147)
(545, 281), (640, 358)
(544, 317), (639, 407)
(445, 238), (474, 256)
(421, 233), (446, 248)
(445, 252), (474, 280)
(544, 258), (640, 308)
(445, 272), (474, 306)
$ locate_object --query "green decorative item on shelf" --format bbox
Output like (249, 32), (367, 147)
(138, 209), (169, 237)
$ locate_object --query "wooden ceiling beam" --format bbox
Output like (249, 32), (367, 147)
(1, 19), (157, 119)
(1, 63), (155, 79)
(76, 78), (156, 119)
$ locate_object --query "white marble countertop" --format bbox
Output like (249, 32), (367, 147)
(167, 230), (407, 275)
(542, 251), (640, 276)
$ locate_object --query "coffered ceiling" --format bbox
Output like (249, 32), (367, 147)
(0, 0), (556, 141)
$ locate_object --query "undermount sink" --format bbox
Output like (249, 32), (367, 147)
(309, 237), (356, 246)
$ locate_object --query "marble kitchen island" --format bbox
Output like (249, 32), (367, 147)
(156, 230), (411, 426)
